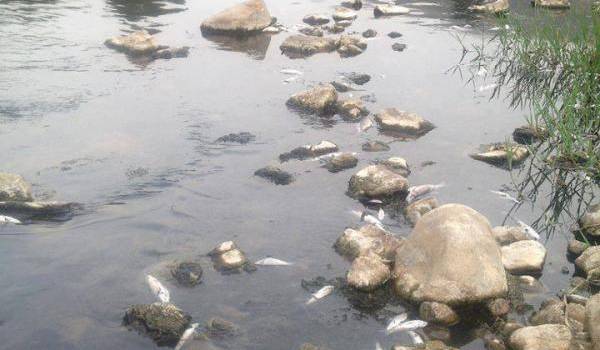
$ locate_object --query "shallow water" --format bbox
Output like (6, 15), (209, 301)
(0, 0), (581, 349)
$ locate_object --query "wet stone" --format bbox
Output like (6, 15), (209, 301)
(151, 46), (189, 59)
(0, 172), (33, 202)
(286, 83), (338, 115)
(585, 293), (600, 350)
(532, 0), (570, 9)
(280, 35), (338, 58)
(342, 72), (371, 85)
(254, 166), (294, 185)
(362, 141), (390, 152)
(123, 303), (191, 347)
(575, 246), (600, 281)
(380, 157), (410, 177)
(331, 80), (354, 92)
(501, 240), (547, 275)
(299, 26), (323, 37)
(335, 224), (403, 261)
(302, 14), (330, 26)
(326, 153), (358, 173)
(374, 4), (410, 17)
(171, 262), (203, 287)
(568, 240), (589, 257)
(206, 317), (238, 338)
(392, 43), (407, 52)
(346, 253), (391, 291)
(419, 301), (460, 326)
(200, 0), (273, 34)
(374, 108), (435, 138)
(215, 248), (248, 270)
(336, 99), (369, 121)
(0, 201), (79, 216)
(324, 24), (345, 34)
(492, 226), (530, 246)
(215, 132), (256, 144)
(347, 164), (409, 201)
(105, 31), (161, 55)
(279, 141), (339, 162)
(337, 35), (367, 58)
(405, 197), (439, 226)
(487, 298), (511, 318)
(333, 7), (357, 21)
(210, 240), (237, 256)
(469, 0), (510, 14)
(513, 125), (545, 145)
(579, 203), (600, 236)
(388, 31), (403, 38)
(341, 0), (362, 10)
(530, 299), (565, 325)
(470, 143), (530, 167)
(508, 324), (572, 350)
(362, 29), (377, 38)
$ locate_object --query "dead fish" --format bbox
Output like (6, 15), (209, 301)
(284, 76), (299, 84)
(375, 342), (384, 350)
(255, 257), (292, 266)
(306, 285), (334, 305)
(407, 331), (424, 345)
(357, 117), (374, 132)
(476, 67), (488, 77)
(280, 68), (303, 76)
(146, 275), (170, 303)
(387, 319), (428, 334)
(368, 199), (383, 205)
(479, 83), (498, 92)
(406, 183), (445, 203)
(174, 323), (199, 350)
(516, 219), (540, 240)
(0, 215), (22, 224)
(378, 208), (385, 221)
(490, 190), (521, 204)
(385, 313), (408, 334)
(351, 210), (383, 228)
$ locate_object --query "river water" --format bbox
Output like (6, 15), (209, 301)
(0, 0), (579, 349)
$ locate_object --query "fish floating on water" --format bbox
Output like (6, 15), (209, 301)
(0, 215), (22, 224)
(378, 208), (385, 221)
(357, 117), (374, 133)
(385, 313), (408, 334)
(516, 219), (540, 240)
(490, 190), (521, 204)
(146, 275), (170, 303)
(407, 331), (424, 345)
(351, 210), (384, 229)
(406, 183), (445, 203)
(174, 323), (199, 350)
(255, 257), (292, 266)
(387, 319), (428, 334)
(368, 199), (383, 205)
(375, 342), (384, 350)
(306, 285), (334, 305)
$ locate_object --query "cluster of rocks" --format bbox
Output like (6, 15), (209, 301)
(468, 0), (570, 14)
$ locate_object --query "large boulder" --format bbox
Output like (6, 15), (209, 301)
(280, 35), (338, 58)
(579, 204), (600, 236)
(586, 293), (600, 350)
(286, 84), (338, 115)
(123, 303), (191, 347)
(346, 253), (391, 291)
(501, 240), (547, 275)
(393, 204), (508, 305)
(200, 0), (272, 34)
(347, 165), (409, 200)
(374, 108), (435, 138)
(532, 0), (570, 9)
(335, 224), (402, 261)
(105, 31), (161, 55)
(0, 172), (33, 202)
(508, 324), (571, 350)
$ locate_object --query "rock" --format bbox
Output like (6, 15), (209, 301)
(215, 248), (248, 270)
(380, 157), (410, 177)
(362, 29), (377, 38)
(487, 298), (511, 317)
(419, 302), (460, 326)
(299, 27), (323, 37)
(513, 125), (546, 145)
(334, 224), (403, 261)
(393, 341), (458, 350)
(569, 240), (589, 257)
(0, 201), (79, 216)
(326, 153), (358, 172)
(300, 343), (331, 350)
(492, 226), (531, 245)
(567, 302), (586, 324)
(405, 197), (439, 226)
(341, 0), (362, 10)
(374, 5), (410, 17)
(0, 172), (33, 202)
(392, 43), (407, 52)
(151, 46), (189, 59)
(337, 44), (363, 57)
(362, 141), (390, 152)
(286, 84), (338, 114)
(579, 204), (600, 236)
(123, 303), (191, 346)
(303, 14), (330, 26)
(470, 143), (530, 167)
(171, 262), (203, 286)
(336, 99), (369, 121)
(374, 108), (435, 138)
(501, 240), (546, 275)
(388, 31), (403, 38)
(254, 166), (294, 185)
(469, 0), (510, 14)
(532, 0), (570, 9)
(347, 253), (391, 291)
(206, 317), (238, 338)
(530, 299), (565, 325)
(280, 35), (338, 58)
(105, 31), (161, 55)
(585, 293), (600, 350)
(508, 324), (571, 350)
(347, 165), (409, 200)
(483, 332), (506, 350)
(210, 240), (237, 256)
(336, 36), (367, 57)
(279, 141), (339, 161)
(324, 24), (345, 34)
(216, 132), (256, 144)
(394, 204), (508, 305)
(333, 7), (357, 21)
(331, 81), (354, 92)
(200, 0), (272, 34)
(342, 72), (371, 85)
(575, 246), (600, 281)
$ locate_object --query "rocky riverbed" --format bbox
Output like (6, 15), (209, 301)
(0, 0), (597, 349)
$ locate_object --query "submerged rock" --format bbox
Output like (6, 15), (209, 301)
(419, 302), (460, 326)
(374, 108), (435, 138)
(374, 4), (410, 17)
(469, 0), (510, 14)
(512, 125), (546, 145)
(171, 262), (203, 287)
(299, 26), (324, 37)
(575, 246), (600, 281)
(216, 132), (256, 144)
(341, 0), (362, 10)
(394, 204), (508, 305)
(279, 35), (338, 58)
(579, 203), (600, 236)
(508, 324), (571, 350)
(492, 226), (530, 246)
(336, 99), (369, 121)
(105, 31), (161, 55)
(254, 166), (294, 185)
(0, 201), (79, 216)
(347, 253), (391, 291)
(362, 29), (377, 38)
(302, 14), (330, 26)
(392, 43), (407, 52)
(347, 165), (409, 200)
(501, 240), (547, 275)
(326, 153), (358, 172)
(380, 157), (410, 177)
(337, 35), (367, 58)
(335, 224), (402, 261)
(324, 24), (345, 34)
(151, 46), (189, 59)
(206, 317), (238, 338)
(200, 0), (272, 34)
(568, 239), (588, 257)
(332, 7), (357, 21)
(405, 197), (439, 226)
(342, 72), (371, 85)
(470, 143), (529, 167)
(388, 31), (403, 38)
(279, 141), (339, 162)
(286, 84), (338, 114)
(123, 303), (191, 347)
(0, 172), (33, 202)
(532, 0), (570, 9)
(362, 141), (390, 152)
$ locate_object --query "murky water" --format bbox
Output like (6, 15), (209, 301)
(0, 0), (580, 349)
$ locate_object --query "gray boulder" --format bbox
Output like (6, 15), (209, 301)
(0, 172), (33, 202)
(336, 99), (368, 121)
(405, 197), (438, 226)
(380, 157), (410, 177)
(362, 141), (390, 152)
(337, 35), (367, 57)
(123, 303), (191, 347)
(492, 226), (530, 245)
(254, 166), (294, 185)
(200, 0), (273, 34)
(286, 84), (338, 114)
(171, 262), (203, 287)
(302, 14), (330, 26)
(469, 0), (510, 13)
(419, 301), (460, 326)
(347, 165), (409, 200)
(394, 204), (508, 305)
(374, 108), (435, 138)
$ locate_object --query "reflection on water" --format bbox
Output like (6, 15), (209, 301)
(202, 33), (272, 60)
(105, 0), (186, 21)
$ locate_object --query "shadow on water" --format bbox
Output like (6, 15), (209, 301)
(202, 33), (272, 60)
(105, 0), (186, 21)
